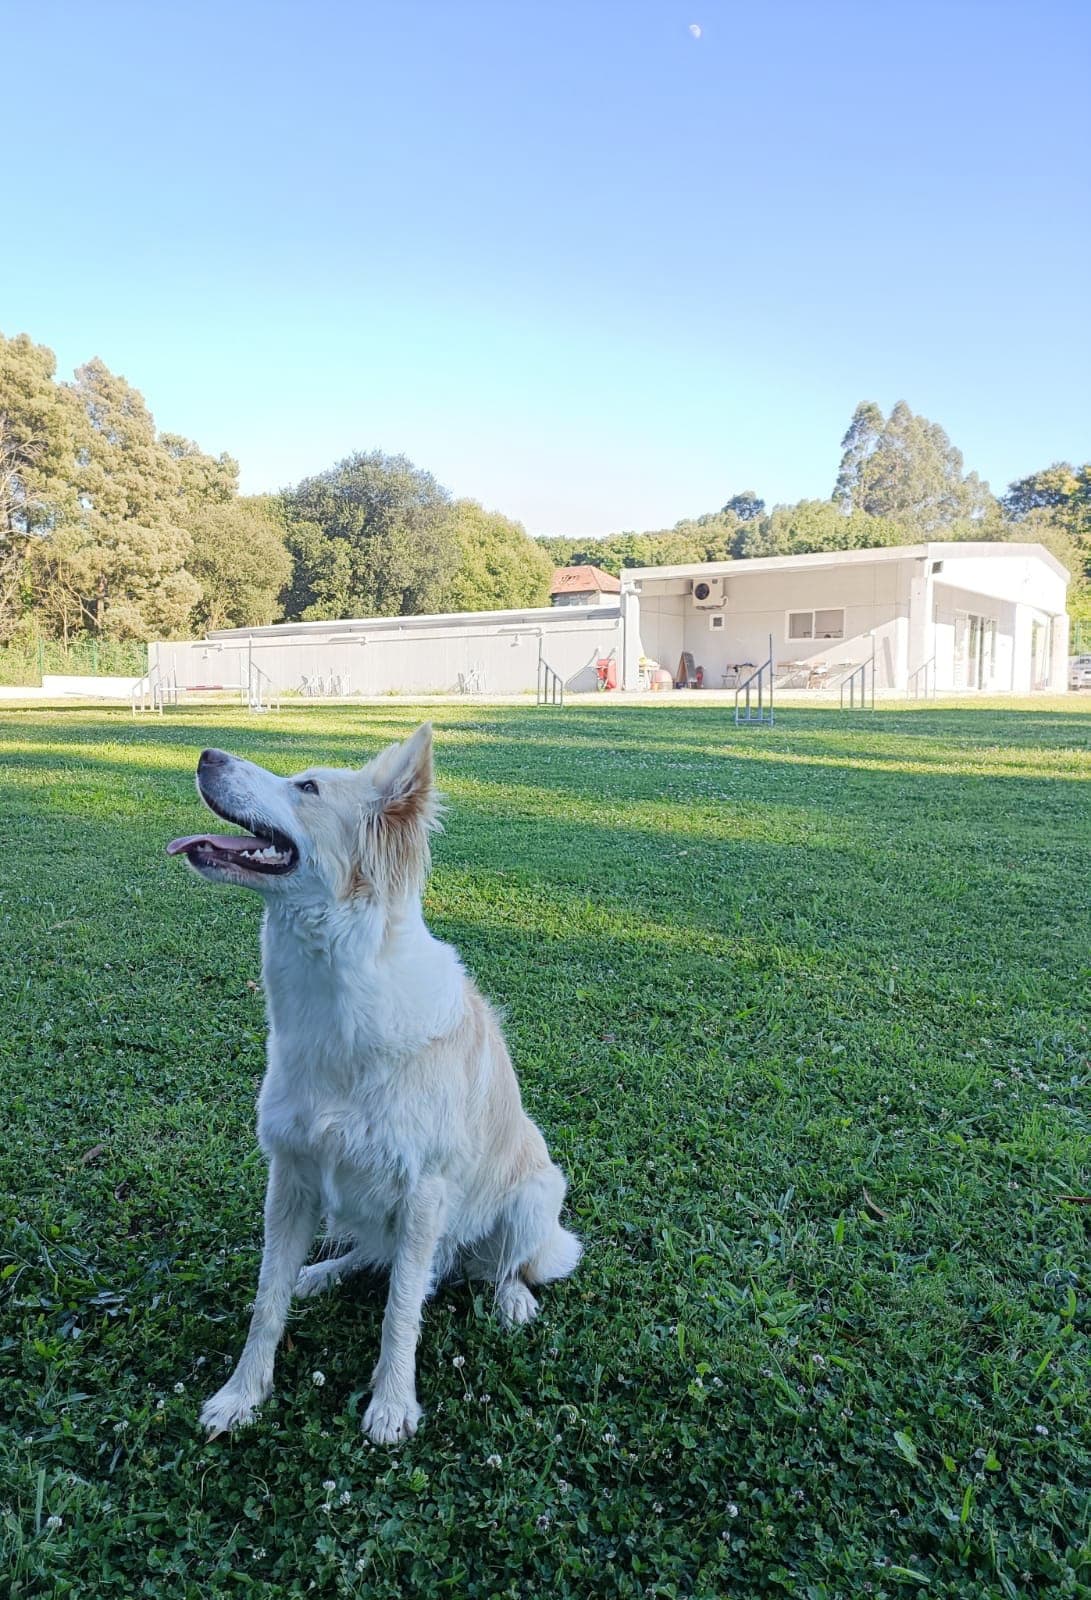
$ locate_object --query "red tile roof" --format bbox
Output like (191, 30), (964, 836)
(550, 564), (621, 596)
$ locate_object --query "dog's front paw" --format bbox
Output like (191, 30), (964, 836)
(363, 1392), (422, 1446)
(496, 1279), (539, 1327)
(200, 1379), (268, 1437)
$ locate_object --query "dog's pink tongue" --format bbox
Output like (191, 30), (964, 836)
(166, 833), (265, 856)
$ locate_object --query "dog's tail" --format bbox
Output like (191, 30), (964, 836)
(524, 1225), (583, 1285)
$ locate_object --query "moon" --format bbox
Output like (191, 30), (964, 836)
(689, 22), (702, 38)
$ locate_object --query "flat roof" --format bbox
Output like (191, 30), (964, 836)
(620, 540), (1068, 585)
(206, 600), (620, 643)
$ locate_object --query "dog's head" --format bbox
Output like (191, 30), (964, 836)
(167, 723), (439, 905)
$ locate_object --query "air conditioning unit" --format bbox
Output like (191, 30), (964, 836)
(691, 575), (725, 610)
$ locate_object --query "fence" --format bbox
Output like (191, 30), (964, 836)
(0, 635), (148, 687)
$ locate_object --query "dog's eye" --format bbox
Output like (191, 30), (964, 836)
(294, 779), (320, 796)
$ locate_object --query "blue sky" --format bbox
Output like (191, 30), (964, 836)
(4, 1), (1088, 537)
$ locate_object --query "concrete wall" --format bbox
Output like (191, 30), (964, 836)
(636, 559), (909, 689)
(152, 609), (621, 697)
(636, 590), (686, 675)
(937, 551), (1067, 612)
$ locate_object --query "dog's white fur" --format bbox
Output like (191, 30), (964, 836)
(184, 724), (580, 1444)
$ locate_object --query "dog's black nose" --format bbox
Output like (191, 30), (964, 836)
(199, 748), (230, 768)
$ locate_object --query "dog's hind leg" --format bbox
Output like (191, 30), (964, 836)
(200, 1155), (319, 1435)
(470, 1163), (582, 1327)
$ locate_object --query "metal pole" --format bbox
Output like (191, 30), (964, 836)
(871, 635), (876, 710)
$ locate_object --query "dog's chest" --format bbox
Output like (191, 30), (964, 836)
(258, 1064), (432, 1202)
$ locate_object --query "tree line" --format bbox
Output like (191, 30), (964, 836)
(2, 330), (1087, 654)
(0, 331), (554, 649)
(543, 402), (1091, 620)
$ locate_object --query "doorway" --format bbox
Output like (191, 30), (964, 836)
(954, 612), (997, 690)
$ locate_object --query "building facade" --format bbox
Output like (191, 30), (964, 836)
(618, 542), (1069, 695)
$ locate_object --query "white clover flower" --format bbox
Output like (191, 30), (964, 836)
(603, 1431), (617, 1445)
(173, 1382), (185, 1394)
(322, 1478), (336, 1493)
(726, 1503), (739, 1517)
(312, 1371), (326, 1387)
(339, 1490), (351, 1505)
(46, 1514), (63, 1531)
(811, 1354), (826, 1368)
(479, 1392), (491, 1404)
(1035, 1424), (1049, 1437)
(452, 1355), (465, 1369)
(485, 1453), (503, 1469)
(536, 1513), (552, 1530)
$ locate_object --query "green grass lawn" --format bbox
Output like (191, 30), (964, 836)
(1, 700), (1088, 1599)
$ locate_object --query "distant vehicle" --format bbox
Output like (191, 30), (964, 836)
(1069, 654), (1091, 690)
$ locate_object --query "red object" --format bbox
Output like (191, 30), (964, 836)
(695, 666), (704, 688)
(596, 657), (618, 690)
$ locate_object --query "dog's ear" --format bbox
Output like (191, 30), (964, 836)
(370, 723), (435, 824)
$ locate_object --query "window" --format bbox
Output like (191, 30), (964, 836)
(709, 614), (725, 631)
(787, 608), (844, 641)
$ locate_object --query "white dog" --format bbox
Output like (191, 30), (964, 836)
(167, 724), (580, 1444)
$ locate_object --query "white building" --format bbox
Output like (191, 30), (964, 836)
(151, 602), (620, 699)
(148, 540), (1068, 702)
(619, 542), (1069, 695)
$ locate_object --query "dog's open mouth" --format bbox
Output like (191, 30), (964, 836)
(167, 793), (299, 876)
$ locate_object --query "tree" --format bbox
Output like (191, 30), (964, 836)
(537, 514), (741, 577)
(1002, 462), (1090, 539)
(438, 500), (552, 612)
(0, 332), (82, 638)
(833, 400), (996, 533)
(722, 490), (765, 523)
(187, 495), (293, 631)
(162, 433), (239, 507)
(281, 451), (458, 621)
(1001, 461), (1091, 621)
(736, 499), (909, 559)
(36, 359), (200, 639)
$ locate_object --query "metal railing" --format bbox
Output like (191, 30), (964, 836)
(131, 665), (177, 715)
(536, 657), (565, 707)
(907, 655), (936, 700)
(839, 659), (875, 710)
(246, 660), (280, 713)
(735, 634), (774, 726)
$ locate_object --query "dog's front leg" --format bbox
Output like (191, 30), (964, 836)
(201, 1154), (319, 1435)
(363, 1175), (446, 1445)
